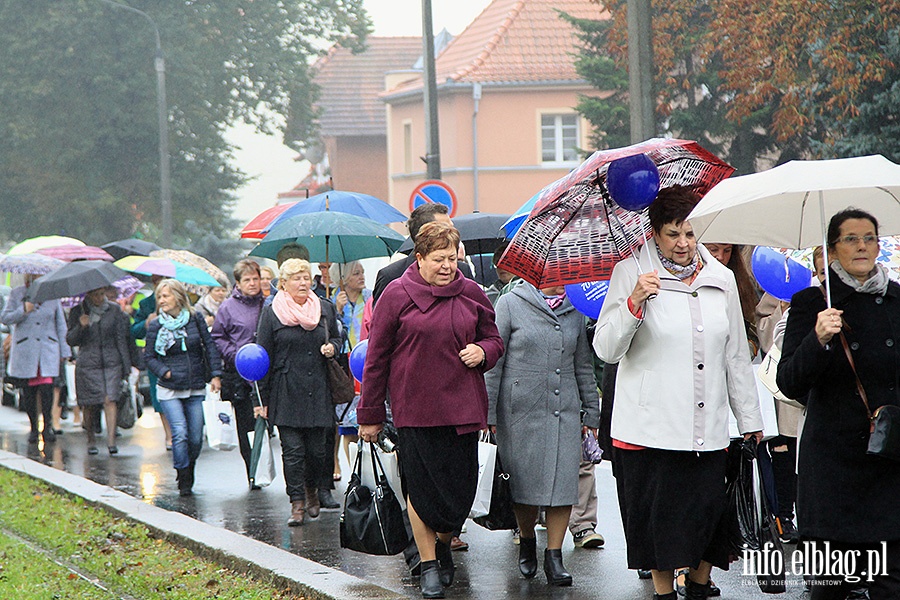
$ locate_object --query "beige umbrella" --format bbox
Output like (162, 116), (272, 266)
(150, 249), (228, 295)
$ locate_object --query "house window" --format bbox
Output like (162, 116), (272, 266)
(403, 122), (413, 173)
(541, 113), (579, 164)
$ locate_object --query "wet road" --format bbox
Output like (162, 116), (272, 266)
(0, 404), (809, 599)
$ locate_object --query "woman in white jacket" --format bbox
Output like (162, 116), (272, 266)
(594, 185), (763, 600)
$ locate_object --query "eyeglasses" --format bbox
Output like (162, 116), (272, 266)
(837, 235), (878, 246)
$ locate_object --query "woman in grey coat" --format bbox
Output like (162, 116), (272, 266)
(67, 287), (137, 455)
(0, 274), (71, 443)
(485, 280), (600, 587)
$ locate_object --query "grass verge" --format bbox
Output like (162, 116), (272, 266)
(0, 466), (305, 599)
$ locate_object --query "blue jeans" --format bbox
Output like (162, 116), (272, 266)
(159, 394), (205, 469)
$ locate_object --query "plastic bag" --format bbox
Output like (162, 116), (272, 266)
(203, 388), (237, 451)
(469, 436), (497, 518)
(472, 432), (518, 531)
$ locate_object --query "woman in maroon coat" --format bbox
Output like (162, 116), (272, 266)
(358, 222), (503, 600)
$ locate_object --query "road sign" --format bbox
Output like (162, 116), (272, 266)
(409, 180), (458, 217)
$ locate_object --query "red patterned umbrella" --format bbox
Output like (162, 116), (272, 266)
(36, 244), (114, 262)
(498, 138), (734, 287)
(240, 203), (295, 239)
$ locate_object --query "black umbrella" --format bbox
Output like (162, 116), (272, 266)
(398, 212), (511, 255)
(28, 260), (130, 303)
(101, 238), (162, 261)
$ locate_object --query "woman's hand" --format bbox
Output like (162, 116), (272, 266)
(209, 376), (221, 393)
(79, 314), (90, 327)
(629, 270), (660, 308)
(359, 423), (383, 443)
(815, 308), (844, 346)
(24, 301), (35, 314)
(743, 430), (764, 445)
(253, 405), (267, 419)
(335, 290), (349, 313)
(581, 425), (599, 439)
(205, 315), (215, 328)
(459, 343), (485, 368)
(163, 371), (172, 380)
(320, 343), (336, 358)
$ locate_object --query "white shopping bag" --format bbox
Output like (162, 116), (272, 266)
(348, 441), (405, 510)
(203, 388), (238, 451)
(65, 362), (77, 404)
(468, 439), (497, 519)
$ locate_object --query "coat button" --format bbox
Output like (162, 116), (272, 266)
(876, 297), (884, 304)
(554, 325), (560, 330)
(308, 371), (312, 376)
(697, 438), (704, 446)
(554, 389), (560, 395)
(691, 292), (698, 297)
(555, 369), (561, 374)
(696, 325), (704, 332)
(553, 410), (560, 417)
(308, 351), (312, 356)
(851, 342), (860, 350)
(698, 402), (704, 408)
(697, 363), (704, 370)
(888, 339), (895, 347)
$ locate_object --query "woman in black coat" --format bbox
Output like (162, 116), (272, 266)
(778, 208), (900, 599)
(66, 287), (138, 455)
(256, 258), (341, 526)
(145, 279), (222, 496)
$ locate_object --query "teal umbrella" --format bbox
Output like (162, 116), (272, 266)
(249, 211), (406, 263)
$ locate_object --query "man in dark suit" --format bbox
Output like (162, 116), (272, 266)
(373, 203), (473, 305)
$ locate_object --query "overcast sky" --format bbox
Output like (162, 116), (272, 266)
(228, 0), (493, 224)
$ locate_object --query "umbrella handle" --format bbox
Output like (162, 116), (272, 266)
(253, 381), (265, 409)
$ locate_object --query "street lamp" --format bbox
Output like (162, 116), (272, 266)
(97, 0), (172, 247)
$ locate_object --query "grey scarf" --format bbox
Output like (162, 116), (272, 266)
(831, 261), (890, 296)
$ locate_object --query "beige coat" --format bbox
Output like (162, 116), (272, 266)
(594, 239), (763, 451)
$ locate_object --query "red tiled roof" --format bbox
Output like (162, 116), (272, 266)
(313, 37), (423, 136)
(388, 0), (606, 96)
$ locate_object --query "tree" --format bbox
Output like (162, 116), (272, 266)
(0, 0), (370, 248)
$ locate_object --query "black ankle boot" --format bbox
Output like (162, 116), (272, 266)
(176, 468), (192, 496)
(543, 548), (573, 586)
(419, 560), (445, 599)
(518, 536), (538, 578)
(685, 576), (711, 600)
(186, 462), (196, 490)
(653, 593), (678, 600)
(434, 539), (454, 587)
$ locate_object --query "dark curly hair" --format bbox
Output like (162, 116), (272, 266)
(647, 185), (701, 233)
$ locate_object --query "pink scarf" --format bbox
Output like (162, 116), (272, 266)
(272, 289), (321, 331)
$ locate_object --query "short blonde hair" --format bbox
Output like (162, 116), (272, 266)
(278, 259), (312, 289)
(259, 266), (275, 280)
(329, 261), (362, 287)
(156, 279), (192, 312)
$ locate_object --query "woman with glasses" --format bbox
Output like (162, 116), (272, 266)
(778, 208), (900, 599)
(594, 185), (763, 600)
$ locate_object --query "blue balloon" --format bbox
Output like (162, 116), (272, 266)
(751, 247), (813, 302)
(349, 339), (368, 383)
(564, 280), (610, 320)
(607, 154), (661, 212)
(235, 343), (270, 382)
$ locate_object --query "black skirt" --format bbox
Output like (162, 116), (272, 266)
(615, 447), (730, 571)
(398, 426), (478, 534)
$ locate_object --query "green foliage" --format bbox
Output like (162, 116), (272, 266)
(0, 0), (371, 246)
(0, 467), (301, 598)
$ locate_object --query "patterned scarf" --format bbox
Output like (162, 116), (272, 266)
(272, 289), (321, 330)
(656, 244), (702, 281)
(155, 308), (190, 355)
(542, 292), (566, 310)
(831, 261), (890, 296)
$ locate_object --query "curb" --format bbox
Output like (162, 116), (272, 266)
(0, 450), (404, 600)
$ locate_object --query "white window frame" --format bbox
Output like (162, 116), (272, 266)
(539, 111), (581, 167)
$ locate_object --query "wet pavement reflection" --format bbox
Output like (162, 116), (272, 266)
(0, 404), (806, 599)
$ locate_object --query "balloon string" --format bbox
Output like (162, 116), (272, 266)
(253, 381), (264, 408)
(608, 208), (645, 275)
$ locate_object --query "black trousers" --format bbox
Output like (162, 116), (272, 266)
(807, 539), (900, 600)
(322, 422), (336, 490)
(769, 435), (797, 520)
(278, 426), (326, 503)
(221, 370), (255, 478)
(22, 384), (53, 434)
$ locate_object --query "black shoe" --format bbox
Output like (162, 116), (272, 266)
(846, 586), (870, 599)
(434, 539), (455, 587)
(684, 576), (711, 600)
(518, 536), (538, 579)
(419, 560), (445, 599)
(543, 548), (572, 586)
(27, 431), (38, 443)
(87, 446), (99, 455)
(108, 446), (118, 455)
(638, 569), (653, 579)
(43, 429), (56, 443)
(318, 489), (341, 509)
(776, 516), (800, 544)
(176, 468), (193, 496)
(654, 593), (678, 600)
(708, 579), (721, 597)
(185, 462), (195, 490)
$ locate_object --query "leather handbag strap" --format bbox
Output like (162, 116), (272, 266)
(838, 331), (874, 424)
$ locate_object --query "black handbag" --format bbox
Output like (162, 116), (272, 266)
(472, 434), (518, 531)
(839, 332), (900, 461)
(340, 442), (409, 555)
(116, 379), (136, 429)
(725, 438), (760, 555)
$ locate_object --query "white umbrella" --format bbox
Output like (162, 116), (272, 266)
(688, 154), (900, 304)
